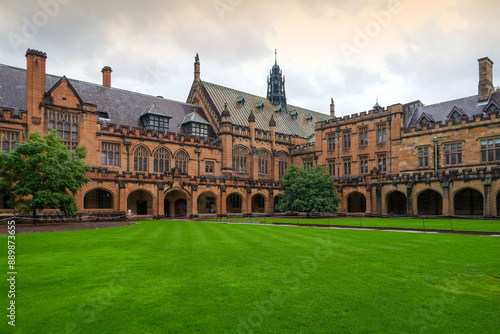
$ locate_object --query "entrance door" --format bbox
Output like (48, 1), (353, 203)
(136, 200), (148, 215)
(175, 199), (187, 217)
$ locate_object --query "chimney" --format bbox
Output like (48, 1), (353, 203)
(194, 53), (200, 80)
(330, 98), (335, 117)
(478, 57), (494, 102)
(102, 66), (112, 87)
(26, 49), (47, 128)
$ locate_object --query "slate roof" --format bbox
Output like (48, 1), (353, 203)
(406, 90), (500, 130)
(0, 64), (214, 137)
(199, 80), (330, 138)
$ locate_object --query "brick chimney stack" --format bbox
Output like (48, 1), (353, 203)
(26, 49), (47, 132)
(330, 98), (335, 117)
(478, 57), (494, 102)
(102, 66), (112, 87)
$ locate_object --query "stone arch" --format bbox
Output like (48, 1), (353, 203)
(453, 187), (484, 216)
(127, 190), (154, 215)
(347, 191), (366, 213)
(226, 192), (243, 213)
(83, 188), (115, 209)
(273, 195), (280, 213)
(417, 189), (442, 215)
(386, 190), (407, 215)
(197, 191), (217, 214)
(251, 193), (267, 213)
(165, 189), (190, 217)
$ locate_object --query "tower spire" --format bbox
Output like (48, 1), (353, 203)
(267, 49), (287, 111)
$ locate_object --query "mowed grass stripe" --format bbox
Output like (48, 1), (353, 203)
(211, 217), (500, 233)
(1, 221), (498, 334)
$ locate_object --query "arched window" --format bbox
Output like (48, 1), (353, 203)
(47, 110), (78, 149)
(175, 150), (189, 173)
(134, 146), (149, 172)
(278, 151), (289, 177)
(154, 148), (170, 173)
(232, 146), (249, 173)
(258, 150), (270, 175)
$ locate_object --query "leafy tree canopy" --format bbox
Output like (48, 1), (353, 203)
(0, 130), (92, 219)
(275, 164), (340, 213)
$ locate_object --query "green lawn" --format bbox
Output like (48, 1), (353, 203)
(209, 217), (500, 233)
(1, 220), (499, 333)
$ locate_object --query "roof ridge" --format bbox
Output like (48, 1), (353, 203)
(201, 79), (328, 116)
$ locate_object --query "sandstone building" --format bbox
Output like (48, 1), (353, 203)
(0, 49), (498, 218)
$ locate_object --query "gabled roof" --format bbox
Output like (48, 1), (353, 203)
(483, 100), (500, 114)
(0, 63), (215, 137)
(182, 110), (211, 125)
(416, 112), (434, 125)
(46, 75), (86, 106)
(406, 91), (500, 130)
(446, 106), (466, 119)
(199, 80), (329, 138)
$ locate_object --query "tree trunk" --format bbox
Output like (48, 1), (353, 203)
(33, 208), (37, 225)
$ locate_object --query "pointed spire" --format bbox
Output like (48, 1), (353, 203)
(275, 48), (277, 65)
(269, 115), (276, 127)
(248, 109), (256, 123)
(221, 102), (230, 117)
(373, 97), (381, 110)
(194, 53), (200, 80)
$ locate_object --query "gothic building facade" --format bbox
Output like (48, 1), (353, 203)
(0, 49), (499, 218)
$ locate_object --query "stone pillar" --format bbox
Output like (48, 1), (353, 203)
(376, 184), (382, 215)
(407, 184), (414, 216)
(484, 177), (492, 217)
(442, 184), (450, 216)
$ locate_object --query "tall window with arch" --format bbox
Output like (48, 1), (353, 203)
(154, 147), (170, 173)
(133, 146), (148, 172)
(47, 110), (79, 149)
(258, 150), (270, 175)
(278, 151), (289, 178)
(175, 150), (189, 173)
(232, 146), (249, 173)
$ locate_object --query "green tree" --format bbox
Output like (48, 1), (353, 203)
(0, 130), (92, 222)
(275, 164), (340, 213)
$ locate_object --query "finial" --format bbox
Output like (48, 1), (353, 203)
(275, 48), (277, 65)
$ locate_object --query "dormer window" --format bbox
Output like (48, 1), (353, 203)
(182, 109), (211, 137)
(290, 109), (298, 120)
(255, 100), (265, 111)
(447, 106), (466, 123)
(143, 114), (170, 131)
(237, 95), (246, 107)
(417, 112), (434, 127)
(98, 111), (110, 121)
(274, 105), (283, 113)
(140, 102), (172, 132)
(305, 113), (313, 122)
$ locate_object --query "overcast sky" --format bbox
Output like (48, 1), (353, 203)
(1, 0), (499, 117)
